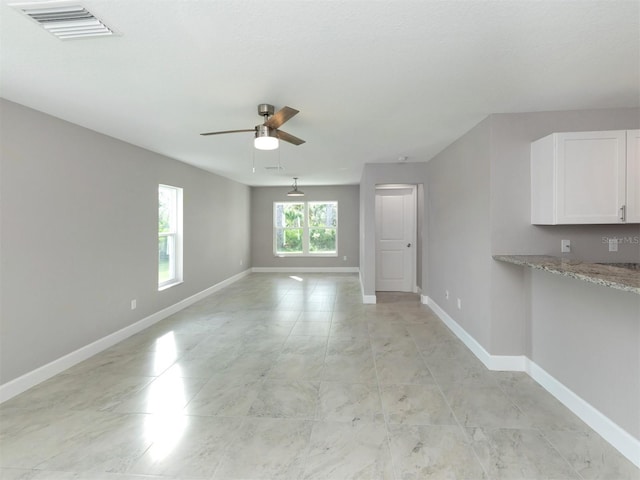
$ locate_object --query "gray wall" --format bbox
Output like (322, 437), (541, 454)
(426, 117), (493, 349)
(425, 106), (640, 441)
(426, 108), (640, 355)
(0, 99), (251, 384)
(528, 268), (640, 439)
(359, 163), (428, 297)
(489, 108), (640, 355)
(250, 185), (359, 269)
(490, 108), (640, 262)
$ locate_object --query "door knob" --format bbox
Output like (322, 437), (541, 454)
(407, 243), (411, 247)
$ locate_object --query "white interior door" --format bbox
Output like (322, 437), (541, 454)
(375, 186), (416, 292)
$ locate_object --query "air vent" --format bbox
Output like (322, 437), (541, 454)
(14, 3), (114, 39)
(264, 166), (285, 171)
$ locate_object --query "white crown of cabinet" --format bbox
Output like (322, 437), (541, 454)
(531, 130), (640, 225)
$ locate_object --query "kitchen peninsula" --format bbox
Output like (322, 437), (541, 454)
(493, 255), (639, 294)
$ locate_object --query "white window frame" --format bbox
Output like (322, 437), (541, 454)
(158, 184), (183, 290)
(273, 201), (338, 257)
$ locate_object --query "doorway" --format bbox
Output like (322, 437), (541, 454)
(375, 185), (417, 292)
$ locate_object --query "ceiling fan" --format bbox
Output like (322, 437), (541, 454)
(200, 104), (305, 150)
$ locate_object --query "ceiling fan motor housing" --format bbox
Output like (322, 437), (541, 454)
(257, 103), (275, 118)
(256, 124), (277, 138)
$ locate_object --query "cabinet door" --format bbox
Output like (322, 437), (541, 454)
(556, 131), (626, 224)
(626, 129), (640, 223)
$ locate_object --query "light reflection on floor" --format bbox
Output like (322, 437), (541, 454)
(145, 331), (187, 460)
(144, 413), (188, 461)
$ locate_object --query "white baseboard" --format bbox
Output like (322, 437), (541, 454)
(251, 267), (359, 273)
(359, 272), (376, 304)
(426, 297), (525, 371)
(362, 294), (377, 304)
(425, 295), (640, 469)
(0, 269), (252, 404)
(526, 360), (640, 468)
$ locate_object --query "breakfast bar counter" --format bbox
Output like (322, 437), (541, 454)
(493, 255), (640, 294)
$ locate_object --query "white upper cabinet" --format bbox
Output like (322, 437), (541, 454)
(626, 129), (640, 223)
(531, 130), (639, 224)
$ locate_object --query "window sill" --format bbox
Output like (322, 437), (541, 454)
(158, 280), (183, 291)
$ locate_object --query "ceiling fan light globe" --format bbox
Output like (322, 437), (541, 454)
(254, 136), (279, 150)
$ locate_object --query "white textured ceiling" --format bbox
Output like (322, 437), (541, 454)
(1, 0), (638, 186)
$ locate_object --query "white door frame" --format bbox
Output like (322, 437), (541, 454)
(375, 184), (417, 292)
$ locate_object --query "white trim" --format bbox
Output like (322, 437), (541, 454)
(374, 185), (417, 294)
(375, 183), (416, 189)
(426, 297), (525, 371)
(251, 267), (358, 273)
(425, 295), (640, 468)
(359, 271), (376, 304)
(0, 269), (252, 404)
(273, 200), (338, 257)
(158, 184), (183, 289)
(526, 359), (640, 468)
(362, 294), (377, 304)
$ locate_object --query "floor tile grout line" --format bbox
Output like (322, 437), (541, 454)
(368, 307), (401, 480)
(208, 413), (252, 480)
(196, 275), (309, 480)
(407, 305), (492, 479)
(298, 312), (332, 479)
(535, 427), (588, 480)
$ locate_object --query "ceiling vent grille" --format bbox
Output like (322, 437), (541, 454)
(14, 3), (114, 39)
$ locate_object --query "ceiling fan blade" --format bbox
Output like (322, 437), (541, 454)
(277, 130), (305, 146)
(264, 106), (299, 129)
(200, 129), (254, 136)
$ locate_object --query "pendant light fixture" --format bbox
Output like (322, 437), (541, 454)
(287, 177), (304, 197)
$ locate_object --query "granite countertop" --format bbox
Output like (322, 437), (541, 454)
(493, 255), (640, 294)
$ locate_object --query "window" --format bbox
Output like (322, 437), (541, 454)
(158, 184), (183, 289)
(274, 201), (337, 256)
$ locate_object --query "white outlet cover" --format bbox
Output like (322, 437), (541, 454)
(457, 298), (462, 309)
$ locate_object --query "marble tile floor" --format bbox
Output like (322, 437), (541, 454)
(1, 273), (638, 480)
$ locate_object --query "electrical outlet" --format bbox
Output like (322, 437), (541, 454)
(561, 239), (571, 253)
(609, 238), (618, 252)
(343, 256), (347, 261)
(457, 298), (462, 310)
(131, 299), (137, 310)
(445, 290), (449, 300)
(240, 259), (243, 266)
